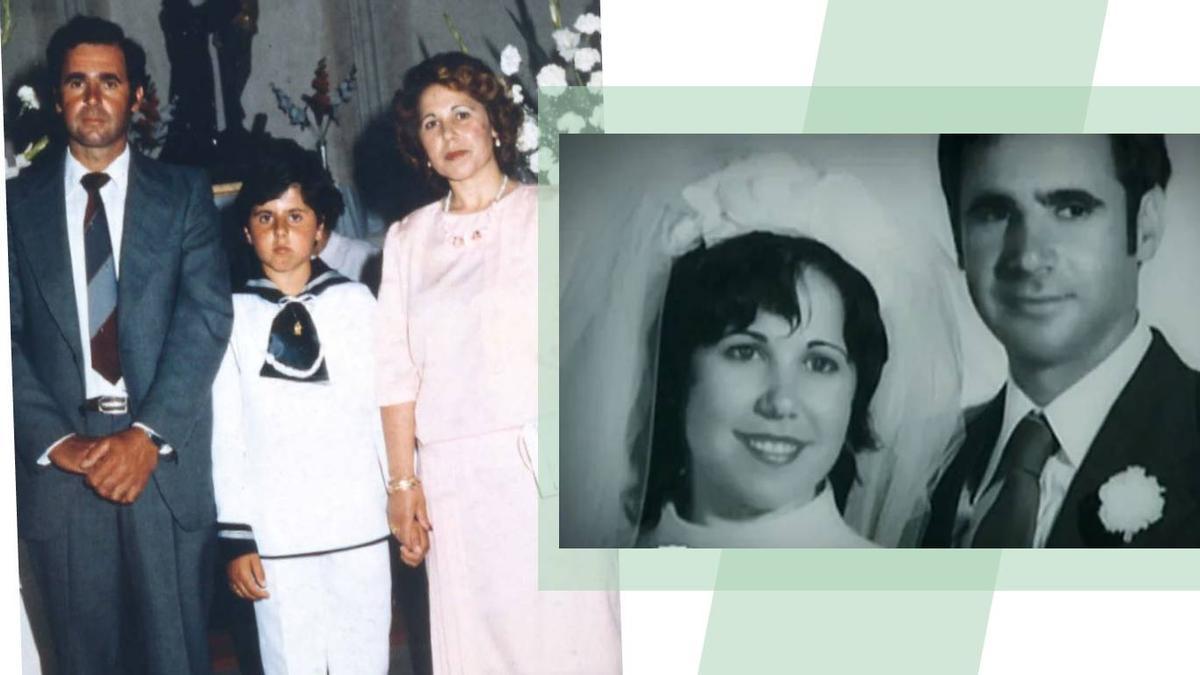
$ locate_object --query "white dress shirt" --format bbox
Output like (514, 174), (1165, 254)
(40, 147), (169, 463)
(962, 317), (1152, 547)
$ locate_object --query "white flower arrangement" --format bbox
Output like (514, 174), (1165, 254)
(1097, 466), (1165, 543)
(441, 1), (603, 184)
(500, 44), (522, 76)
(7, 84), (49, 177)
(551, 28), (580, 60)
(17, 85), (39, 110)
(536, 63), (568, 91)
(572, 47), (601, 73)
(515, 117), (540, 153)
(573, 12), (601, 35)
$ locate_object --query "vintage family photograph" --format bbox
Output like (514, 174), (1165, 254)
(4, 1), (614, 673)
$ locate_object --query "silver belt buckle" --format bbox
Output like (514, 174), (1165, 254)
(96, 396), (129, 415)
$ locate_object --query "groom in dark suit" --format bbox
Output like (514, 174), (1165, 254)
(8, 16), (232, 672)
(923, 134), (1200, 548)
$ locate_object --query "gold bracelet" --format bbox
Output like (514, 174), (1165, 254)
(386, 476), (422, 493)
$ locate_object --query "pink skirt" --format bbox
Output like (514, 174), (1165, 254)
(420, 426), (622, 674)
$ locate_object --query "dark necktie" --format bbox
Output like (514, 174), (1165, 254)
(82, 172), (122, 384)
(971, 411), (1058, 548)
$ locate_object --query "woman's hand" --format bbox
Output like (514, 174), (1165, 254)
(388, 487), (433, 567)
(227, 552), (269, 601)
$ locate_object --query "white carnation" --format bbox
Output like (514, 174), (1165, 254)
(573, 13), (601, 35)
(527, 148), (539, 174)
(516, 116), (540, 152)
(587, 70), (603, 92)
(17, 85), (39, 110)
(510, 83), (524, 104)
(1098, 466), (1166, 543)
(536, 64), (568, 95)
(500, 45), (522, 76)
(552, 28), (580, 60)
(556, 112), (585, 134)
(573, 47), (601, 73)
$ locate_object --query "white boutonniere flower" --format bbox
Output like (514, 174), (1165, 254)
(1098, 466), (1165, 543)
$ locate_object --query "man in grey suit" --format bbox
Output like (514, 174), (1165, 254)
(8, 16), (232, 672)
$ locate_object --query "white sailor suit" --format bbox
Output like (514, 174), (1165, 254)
(212, 261), (391, 674)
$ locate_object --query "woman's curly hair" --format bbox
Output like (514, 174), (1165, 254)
(392, 52), (524, 193)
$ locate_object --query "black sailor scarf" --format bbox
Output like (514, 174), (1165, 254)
(238, 259), (352, 384)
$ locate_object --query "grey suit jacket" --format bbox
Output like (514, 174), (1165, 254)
(8, 149), (233, 540)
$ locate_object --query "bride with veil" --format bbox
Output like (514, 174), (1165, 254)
(559, 145), (966, 548)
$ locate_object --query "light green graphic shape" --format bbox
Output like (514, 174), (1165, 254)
(700, 591), (995, 674)
(701, 1), (1112, 672)
(811, 0), (1109, 86)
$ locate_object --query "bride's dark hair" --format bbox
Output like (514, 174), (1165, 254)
(636, 232), (889, 529)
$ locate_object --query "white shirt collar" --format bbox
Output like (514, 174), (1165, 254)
(997, 316), (1152, 470)
(63, 144), (131, 195)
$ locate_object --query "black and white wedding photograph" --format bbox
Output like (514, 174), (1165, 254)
(559, 134), (1200, 551)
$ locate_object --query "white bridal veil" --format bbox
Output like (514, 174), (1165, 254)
(560, 148), (965, 547)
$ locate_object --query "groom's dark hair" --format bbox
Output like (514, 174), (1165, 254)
(636, 232), (888, 530)
(937, 134), (1171, 264)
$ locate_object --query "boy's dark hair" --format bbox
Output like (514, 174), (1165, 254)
(637, 232), (889, 529)
(232, 139), (345, 234)
(46, 16), (148, 99)
(937, 134), (1172, 260)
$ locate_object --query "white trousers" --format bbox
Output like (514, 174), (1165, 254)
(254, 540), (392, 675)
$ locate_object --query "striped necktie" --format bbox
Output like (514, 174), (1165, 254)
(81, 172), (122, 384)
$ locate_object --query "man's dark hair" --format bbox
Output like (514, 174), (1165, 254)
(46, 15), (148, 98)
(937, 134), (1172, 260)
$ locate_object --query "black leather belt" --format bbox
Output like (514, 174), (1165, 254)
(80, 396), (129, 415)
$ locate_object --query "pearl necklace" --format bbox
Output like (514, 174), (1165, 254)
(442, 174), (509, 213)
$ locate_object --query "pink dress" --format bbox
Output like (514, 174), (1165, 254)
(377, 184), (621, 674)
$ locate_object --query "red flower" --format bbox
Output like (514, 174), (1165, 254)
(303, 58), (335, 124)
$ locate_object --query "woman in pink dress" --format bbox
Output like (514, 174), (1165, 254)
(376, 52), (622, 673)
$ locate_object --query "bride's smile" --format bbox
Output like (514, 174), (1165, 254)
(732, 430), (807, 466)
